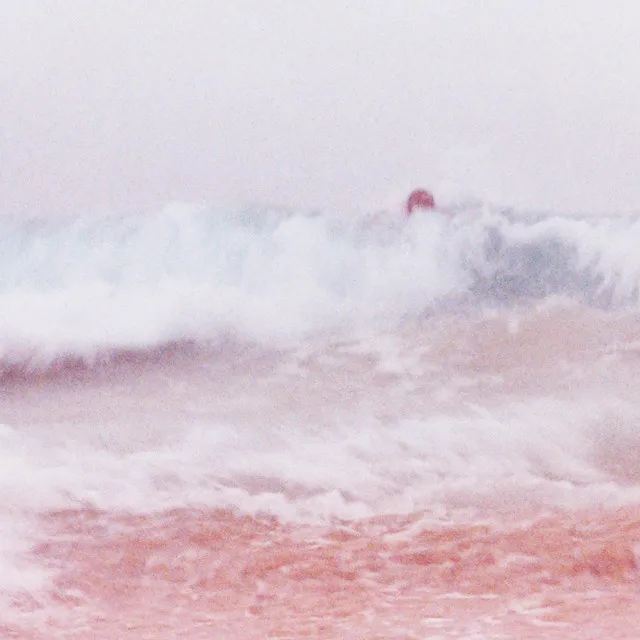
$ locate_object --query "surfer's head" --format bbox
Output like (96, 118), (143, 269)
(406, 189), (435, 215)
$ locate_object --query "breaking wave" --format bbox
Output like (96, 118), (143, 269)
(1, 202), (639, 367)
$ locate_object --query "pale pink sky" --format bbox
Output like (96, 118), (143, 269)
(2, 0), (640, 217)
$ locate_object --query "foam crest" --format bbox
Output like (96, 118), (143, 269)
(0, 206), (462, 364)
(0, 394), (637, 526)
(2, 204), (640, 364)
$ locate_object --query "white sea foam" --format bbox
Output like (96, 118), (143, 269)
(1, 366), (639, 600)
(0, 393), (637, 528)
(0, 205), (465, 363)
(2, 204), (640, 364)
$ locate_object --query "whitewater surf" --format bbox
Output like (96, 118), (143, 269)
(1, 202), (640, 638)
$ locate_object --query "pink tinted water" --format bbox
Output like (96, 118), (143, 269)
(2, 304), (640, 638)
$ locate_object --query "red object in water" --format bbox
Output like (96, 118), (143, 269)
(406, 189), (435, 215)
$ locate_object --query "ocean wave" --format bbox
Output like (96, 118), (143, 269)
(1, 203), (639, 365)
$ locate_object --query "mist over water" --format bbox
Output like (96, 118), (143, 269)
(3, 2), (640, 217)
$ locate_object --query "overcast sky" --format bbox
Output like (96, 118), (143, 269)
(2, 0), (640, 217)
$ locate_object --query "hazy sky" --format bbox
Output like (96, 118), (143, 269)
(2, 0), (640, 217)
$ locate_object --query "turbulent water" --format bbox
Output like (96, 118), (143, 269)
(2, 203), (640, 639)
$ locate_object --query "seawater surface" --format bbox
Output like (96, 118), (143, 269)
(2, 204), (640, 638)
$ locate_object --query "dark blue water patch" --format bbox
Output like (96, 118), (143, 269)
(465, 226), (637, 308)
